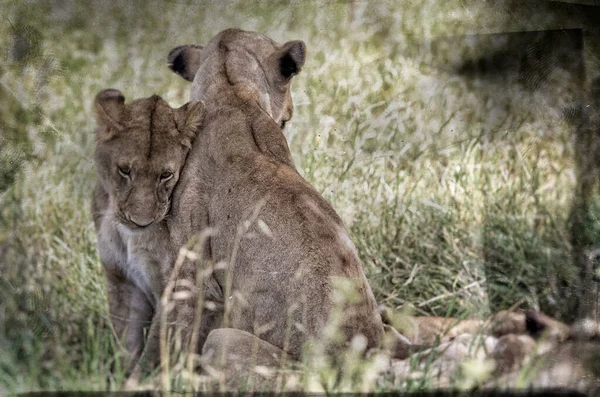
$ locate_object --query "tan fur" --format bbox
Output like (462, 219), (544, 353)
(166, 29), (423, 385)
(92, 89), (204, 374)
(201, 328), (291, 390)
(489, 321), (600, 391)
(493, 334), (537, 374)
(379, 305), (571, 347)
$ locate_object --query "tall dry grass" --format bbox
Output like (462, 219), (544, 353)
(0, 0), (586, 392)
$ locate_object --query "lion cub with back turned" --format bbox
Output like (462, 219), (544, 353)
(92, 89), (204, 373)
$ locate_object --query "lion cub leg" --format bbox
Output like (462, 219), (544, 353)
(124, 309), (162, 388)
(104, 268), (153, 374)
(201, 328), (295, 391)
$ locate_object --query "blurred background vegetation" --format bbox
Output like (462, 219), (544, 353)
(1, 0), (599, 393)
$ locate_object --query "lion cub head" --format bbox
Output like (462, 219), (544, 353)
(94, 89), (204, 230)
(168, 28), (306, 128)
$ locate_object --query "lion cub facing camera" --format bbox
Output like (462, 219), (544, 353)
(91, 89), (204, 374)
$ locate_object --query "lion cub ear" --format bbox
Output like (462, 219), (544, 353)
(94, 89), (125, 141)
(174, 100), (205, 148)
(275, 40), (306, 81)
(168, 45), (203, 82)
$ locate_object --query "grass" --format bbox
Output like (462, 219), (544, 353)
(0, 0), (590, 393)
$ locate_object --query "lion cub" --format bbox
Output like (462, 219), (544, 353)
(92, 89), (204, 373)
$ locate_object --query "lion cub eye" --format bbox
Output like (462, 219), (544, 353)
(160, 171), (174, 182)
(118, 166), (131, 178)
